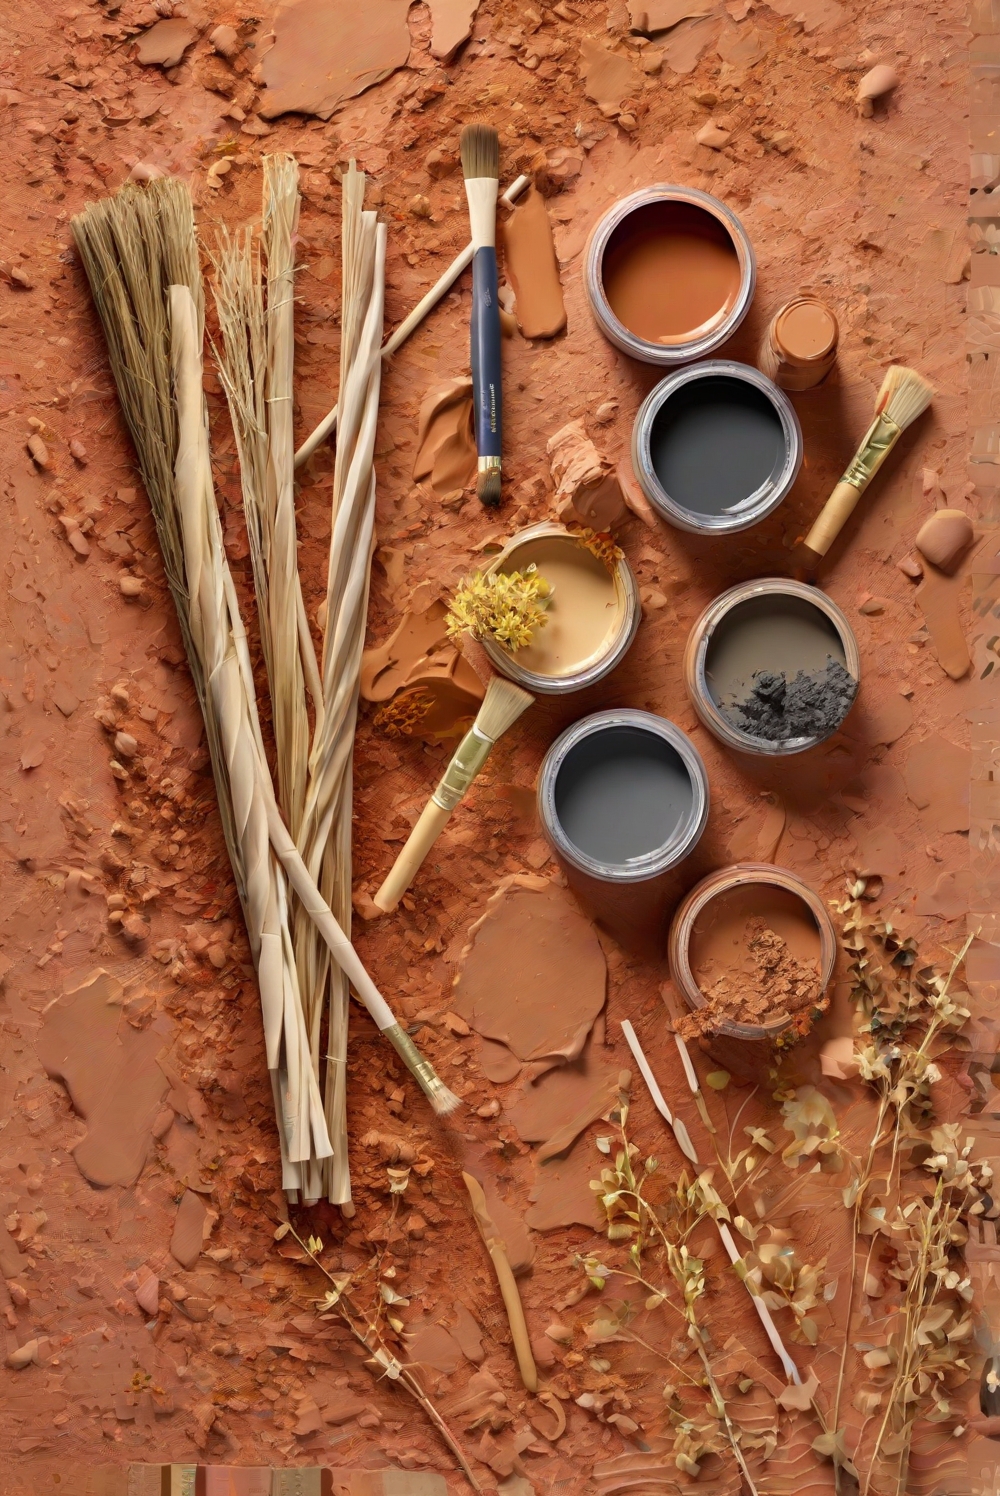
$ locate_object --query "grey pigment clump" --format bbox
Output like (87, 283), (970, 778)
(722, 657), (857, 741)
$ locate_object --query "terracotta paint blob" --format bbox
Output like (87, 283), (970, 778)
(412, 377), (478, 496)
(689, 884), (821, 989)
(554, 725), (694, 864)
(477, 1035), (522, 1082)
(259, 0), (413, 120)
(36, 969), (171, 1188)
(579, 38), (640, 114)
(650, 376), (785, 516)
(503, 187), (567, 340)
(602, 201), (741, 345)
(496, 534), (623, 679)
(905, 734), (970, 834)
(508, 1035), (627, 1157)
(360, 596), (484, 739)
(452, 877), (606, 1063)
(134, 18), (198, 67)
(406, 1320), (465, 1375)
(170, 1188), (208, 1269)
(706, 594), (847, 705)
(525, 1143), (606, 1232)
(427, 0), (480, 61)
(917, 569), (971, 679)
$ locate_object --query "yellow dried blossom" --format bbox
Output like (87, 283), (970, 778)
(565, 524), (623, 573)
(446, 564), (551, 652)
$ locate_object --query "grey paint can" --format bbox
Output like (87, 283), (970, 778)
(537, 709), (710, 884)
(631, 361), (802, 535)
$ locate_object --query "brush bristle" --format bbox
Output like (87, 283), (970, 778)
(460, 123), (500, 180)
(477, 470), (502, 507)
(429, 1081), (462, 1117)
(476, 676), (534, 740)
(876, 365), (934, 430)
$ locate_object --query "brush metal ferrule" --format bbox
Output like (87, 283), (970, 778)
(840, 412), (902, 491)
(431, 726), (494, 812)
(478, 456), (502, 474)
(382, 1022), (454, 1107)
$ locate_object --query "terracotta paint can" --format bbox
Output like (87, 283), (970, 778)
(758, 296), (839, 391)
(585, 185), (755, 366)
(481, 521), (640, 695)
(684, 578), (860, 756)
(630, 361), (802, 534)
(668, 862), (837, 1072)
(537, 709), (709, 883)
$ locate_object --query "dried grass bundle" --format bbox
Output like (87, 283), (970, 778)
(75, 178), (456, 1203)
(294, 162), (388, 1204)
(73, 181), (332, 1187)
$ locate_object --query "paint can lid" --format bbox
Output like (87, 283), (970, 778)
(773, 298), (838, 365)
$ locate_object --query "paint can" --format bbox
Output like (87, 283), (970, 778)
(537, 709), (709, 884)
(584, 185), (756, 367)
(684, 578), (860, 756)
(480, 521), (640, 695)
(758, 296), (839, 391)
(630, 361), (802, 534)
(668, 862), (837, 1073)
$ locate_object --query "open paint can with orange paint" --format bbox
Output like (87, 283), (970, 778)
(584, 185), (755, 366)
(668, 862), (837, 1072)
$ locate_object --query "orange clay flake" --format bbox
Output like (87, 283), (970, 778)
(678, 916), (826, 1040)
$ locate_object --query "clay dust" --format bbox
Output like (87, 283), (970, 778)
(0, 0), (982, 1487)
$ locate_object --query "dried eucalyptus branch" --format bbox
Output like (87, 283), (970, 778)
(276, 1207), (483, 1492)
(828, 881), (976, 1492)
(582, 1104), (761, 1495)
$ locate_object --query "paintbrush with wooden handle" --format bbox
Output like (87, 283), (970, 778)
(799, 364), (933, 571)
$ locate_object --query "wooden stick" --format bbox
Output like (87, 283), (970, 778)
(621, 1020), (802, 1386)
(293, 173), (531, 467)
(462, 1171), (538, 1392)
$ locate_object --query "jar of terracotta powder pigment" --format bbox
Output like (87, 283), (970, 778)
(668, 863), (837, 1075)
(630, 361), (802, 534)
(758, 296), (839, 392)
(584, 185), (755, 367)
(684, 578), (860, 756)
(480, 522), (640, 695)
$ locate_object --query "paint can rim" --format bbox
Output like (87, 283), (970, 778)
(630, 360), (803, 535)
(584, 184), (756, 367)
(537, 707), (710, 882)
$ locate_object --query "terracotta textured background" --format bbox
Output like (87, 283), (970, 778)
(0, 0), (995, 1490)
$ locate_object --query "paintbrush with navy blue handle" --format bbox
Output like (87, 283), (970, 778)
(460, 123), (502, 507)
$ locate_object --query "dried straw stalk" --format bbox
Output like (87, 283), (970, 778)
(294, 163), (387, 1205)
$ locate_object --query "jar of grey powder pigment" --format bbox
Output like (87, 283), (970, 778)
(584, 185), (756, 367)
(683, 579), (861, 756)
(630, 362), (803, 534)
(538, 709), (710, 884)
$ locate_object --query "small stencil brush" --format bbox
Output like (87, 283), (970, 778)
(460, 123), (502, 507)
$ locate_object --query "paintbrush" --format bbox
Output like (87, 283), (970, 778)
(799, 365), (933, 569)
(460, 123), (502, 507)
(374, 674), (533, 912)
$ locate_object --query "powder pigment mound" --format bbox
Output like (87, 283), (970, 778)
(452, 875), (606, 1064)
(679, 903), (824, 1040)
(721, 657), (858, 742)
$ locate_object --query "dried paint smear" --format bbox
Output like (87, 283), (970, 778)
(452, 876), (606, 1064)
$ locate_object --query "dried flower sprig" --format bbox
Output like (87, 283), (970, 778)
(861, 1125), (988, 1496)
(827, 881), (977, 1493)
(446, 565), (551, 651)
(565, 523), (624, 573)
(581, 1105), (762, 1495)
(275, 1190), (483, 1492)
